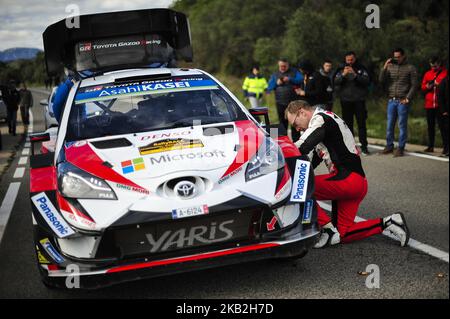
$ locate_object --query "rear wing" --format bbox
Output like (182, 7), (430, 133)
(43, 8), (192, 76)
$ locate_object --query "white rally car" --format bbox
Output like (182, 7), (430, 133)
(29, 9), (319, 289)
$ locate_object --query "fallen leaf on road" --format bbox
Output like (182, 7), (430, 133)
(358, 271), (369, 276)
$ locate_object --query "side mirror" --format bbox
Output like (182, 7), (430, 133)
(40, 99), (49, 106)
(249, 107), (271, 130)
(29, 132), (50, 156)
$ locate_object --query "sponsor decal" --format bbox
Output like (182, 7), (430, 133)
(266, 216), (278, 231)
(37, 248), (50, 264)
(148, 150), (226, 165)
(275, 181), (290, 200)
(121, 157), (145, 174)
(139, 138), (204, 155)
(115, 183), (150, 195)
(172, 204), (209, 219)
(145, 220), (234, 252)
(302, 200), (313, 224)
(75, 79), (218, 103)
(218, 166), (242, 184)
(31, 193), (75, 238)
(140, 130), (193, 141)
(79, 42), (91, 52)
(289, 160), (311, 203)
(40, 238), (65, 264)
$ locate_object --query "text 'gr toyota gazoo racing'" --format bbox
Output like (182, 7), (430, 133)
(29, 8), (320, 289)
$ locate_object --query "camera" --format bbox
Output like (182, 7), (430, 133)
(390, 58), (398, 65)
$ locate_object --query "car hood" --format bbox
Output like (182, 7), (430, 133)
(64, 120), (265, 190)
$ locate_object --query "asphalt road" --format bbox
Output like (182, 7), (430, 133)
(0, 90), (448, 299)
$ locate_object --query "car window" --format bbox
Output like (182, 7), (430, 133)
(66, 75), (248, 141)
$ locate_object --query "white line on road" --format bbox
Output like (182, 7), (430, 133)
(318, 201), (449, 263)
(368, 144), (449, 162)
(0, 183), (21, 244)
(24, 142), (31, 148)
(22, 148), (30, 156)
(18, 157), (28, 165)
(13, 167), (25, 179)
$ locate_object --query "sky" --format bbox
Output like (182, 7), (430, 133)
(0, 0), (176, 51)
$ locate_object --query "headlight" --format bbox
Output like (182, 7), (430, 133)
(57, 162), (117, 200)
(245, 138), (285, 182)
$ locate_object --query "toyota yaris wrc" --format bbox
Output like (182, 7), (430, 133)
(30, 9), (319, 289)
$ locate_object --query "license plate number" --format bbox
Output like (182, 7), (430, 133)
(172, 205), (209, 219)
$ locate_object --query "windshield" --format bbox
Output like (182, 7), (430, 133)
(66, 75), (248, 141)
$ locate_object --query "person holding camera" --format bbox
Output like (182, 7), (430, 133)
(379, 48), (418, 157)
(334, 52), (371, 155)
(267, 58), (303, 141)
(421, 56), (448, 154)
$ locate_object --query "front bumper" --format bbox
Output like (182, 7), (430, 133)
(38, 222), (319, 289)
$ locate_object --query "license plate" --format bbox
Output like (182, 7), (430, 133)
(172, 204), (209, 219)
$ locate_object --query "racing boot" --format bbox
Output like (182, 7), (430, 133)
(383, 212), (410, 247)
(313, 222), (340, 248)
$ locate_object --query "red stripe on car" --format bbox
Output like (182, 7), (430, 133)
(221, 120), (264, 178)
(275, 135), (301, 158)
(106, 243), (280, 274)
(30, 166), (57, 192)
(65, 143), (147, 193)
(275, 164), (291, 195)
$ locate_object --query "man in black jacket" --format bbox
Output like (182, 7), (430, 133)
(3, 80), (20, 136)
(334, 52), (371, 155)
(267, 58), (303, 142)
(295, 60), (332, 108)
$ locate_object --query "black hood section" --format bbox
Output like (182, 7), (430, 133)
(90, 138), (133, 149)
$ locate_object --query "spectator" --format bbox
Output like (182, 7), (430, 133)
(3, 80), (20, 136)
(334, 52), (371, 155)
(437, 74), (449, 156)
(295, 60), (332, 107)
(267, 58), (303, 141)
(319, 59), (334, 111)
(379, 48), (418, 157)
(18, 82), (33, 126)
(421, 56), (448, 153)
(242, 65), (268, 108)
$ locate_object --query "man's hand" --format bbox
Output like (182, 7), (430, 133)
(295, 88), (306, 96)
(277, 78), (284, 86)
(384, 58), (392, 70)
(342, 66), (355, 76)
(400, 98), (410, 104)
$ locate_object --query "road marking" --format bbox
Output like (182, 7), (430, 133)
(22, 148), (30, 156)
(18, 157), (28, 165)
(13, 167), (25, 179)
(368, 144), (449, 162)
(317, 201), (449, 263)
(24, 142), (31, 148)
(0, 182), (21, 243)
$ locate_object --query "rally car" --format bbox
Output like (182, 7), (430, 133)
(29, 9), (319, 289)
